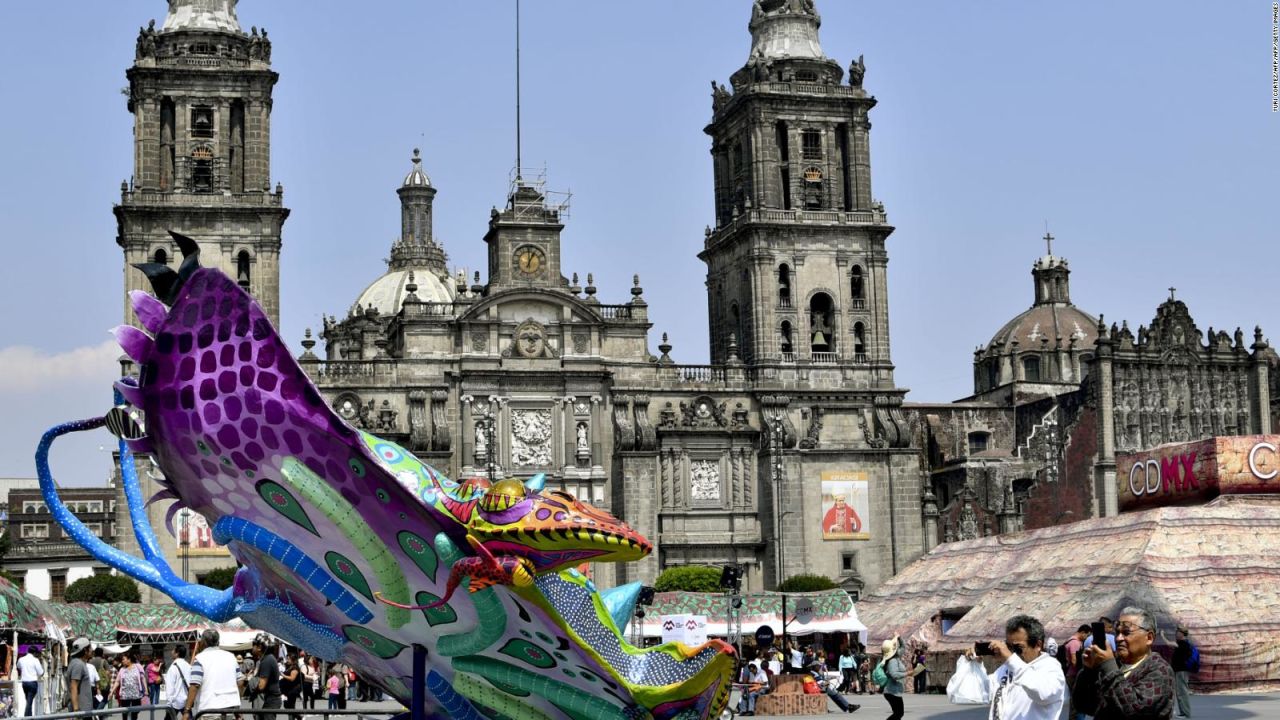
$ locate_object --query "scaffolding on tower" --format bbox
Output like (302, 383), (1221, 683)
(508, 165), (571, 221)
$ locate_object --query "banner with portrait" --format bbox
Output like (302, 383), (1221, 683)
(175, 510), (229, 556)
(820, 471), (870, 540)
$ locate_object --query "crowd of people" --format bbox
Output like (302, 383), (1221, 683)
(6, 630), (388, 720)
(728, 606), (1197, 719)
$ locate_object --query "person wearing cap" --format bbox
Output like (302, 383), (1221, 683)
(68, 638), (95, 715)
(17, 646), (44, 717)
(183, 629), (243, 720)
(880, 637), (908, 720)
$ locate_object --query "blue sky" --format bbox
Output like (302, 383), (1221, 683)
(0, 1), (1276, 483)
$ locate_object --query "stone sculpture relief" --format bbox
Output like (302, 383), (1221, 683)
(690, 460), (721, 502)
(511, 409), (553, 467)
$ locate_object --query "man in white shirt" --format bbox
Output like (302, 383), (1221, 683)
(736, 661), (770, 716)
(967, 615), (1066, 720)
(165, 643), (193, 720)
(16, 646), (44, 717)
(182, 629), (244, 719)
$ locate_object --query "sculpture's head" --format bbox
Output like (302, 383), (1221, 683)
(367, 433), (651, 574)
(470, 477), (652, 571)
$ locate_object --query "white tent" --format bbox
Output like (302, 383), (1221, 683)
(637, 590), (866, 640)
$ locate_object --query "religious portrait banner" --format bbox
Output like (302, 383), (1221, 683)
(820, 471), (870, 541)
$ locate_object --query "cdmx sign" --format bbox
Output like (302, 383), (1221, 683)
(1118, 435), (1278, 512)
(1127, 453), (1200, 498)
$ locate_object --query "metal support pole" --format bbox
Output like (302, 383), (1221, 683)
(411, 643), (426, 720)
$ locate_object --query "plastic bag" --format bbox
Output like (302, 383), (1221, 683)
(946, 655), (991, 705)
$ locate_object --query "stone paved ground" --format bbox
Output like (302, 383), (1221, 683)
(728, 690), (1280, 719)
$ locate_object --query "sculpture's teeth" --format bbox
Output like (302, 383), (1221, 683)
(599, 581), (643, 634)
(113, 379), (145, 407)
(130, 290), (169, 333)
(113, 325), (154, 363)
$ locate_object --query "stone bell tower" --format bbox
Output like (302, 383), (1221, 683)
(699, 0), (896, 390)
(114, 0), (290, 326)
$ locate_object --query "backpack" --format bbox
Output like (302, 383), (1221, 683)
(871, 659), (889, 688)
(1054, 642), (1070, 672)
(1186, 645), (1201, 673)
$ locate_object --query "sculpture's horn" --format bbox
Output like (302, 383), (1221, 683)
(132, 263), (179, 303)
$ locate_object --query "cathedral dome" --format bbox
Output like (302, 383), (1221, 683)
(986, 252), (1097, 351)
(986, 302), (1098, 352)
(350, 268), (454, 316)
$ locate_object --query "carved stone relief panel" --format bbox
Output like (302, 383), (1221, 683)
(511, 409), (553, 467)
(690, 459), (722, 502)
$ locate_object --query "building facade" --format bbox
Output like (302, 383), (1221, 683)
(2, 486), (116, 601)
(305, 0), (922, 595)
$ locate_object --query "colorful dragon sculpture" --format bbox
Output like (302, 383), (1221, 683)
(36, 233), (734, 720)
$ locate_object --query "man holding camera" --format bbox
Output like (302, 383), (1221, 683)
(1074, 606), (1174, 719)
(966, 615), (1066, 720)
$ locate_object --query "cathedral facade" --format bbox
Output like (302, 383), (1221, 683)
(309, 1), (921, 595)
(109, 1), (1278, 604)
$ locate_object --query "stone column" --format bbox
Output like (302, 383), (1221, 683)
(921, 490), (940, 553)
(459, 395), (474, 475)
(852, 119), (873, 210)
(1095, 334), (1118, 517)
(1253, 331), (1273, 434)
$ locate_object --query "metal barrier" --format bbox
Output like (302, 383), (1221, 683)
(19, 706), (398, 720)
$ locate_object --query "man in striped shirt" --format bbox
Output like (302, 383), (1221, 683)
(182, 629), (244, 719)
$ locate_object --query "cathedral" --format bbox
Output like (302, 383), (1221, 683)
(110, 0), (1278, 603)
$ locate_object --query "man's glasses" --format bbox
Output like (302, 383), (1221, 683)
(1115, 623), (1151, 636)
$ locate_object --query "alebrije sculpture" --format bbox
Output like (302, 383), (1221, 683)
(38, 232), (734, 720)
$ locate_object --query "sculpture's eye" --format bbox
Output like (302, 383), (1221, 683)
(481, 478), (528, 512)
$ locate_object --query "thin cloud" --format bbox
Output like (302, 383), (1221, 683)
(0, 340), (121, 394)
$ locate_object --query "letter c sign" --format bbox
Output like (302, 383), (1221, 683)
(1129, 460), (1163, 496)
(1250, 441), (1278, 481)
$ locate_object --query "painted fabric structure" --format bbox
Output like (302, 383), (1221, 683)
(37, 236), (735, 720)
(857, 496), (1280, 694)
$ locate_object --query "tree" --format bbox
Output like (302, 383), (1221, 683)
(777, 573), (839, 592)
(200, 567), (238, 590)
(65, 574), (141, 603)
(654, 565), (723, 593)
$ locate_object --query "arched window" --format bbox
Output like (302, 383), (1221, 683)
(778, 264), (792, 307)
(236, 250), (251, 287)
(190, 144), (214, 192)
(808, 292), (835, 353)
(153, 248), (168, 265)
(1022, 356), (1041, 382)
(732, 142), (744, 176)
(780, 321), (794, 355)
(850, 265), (865, 308)
(853, 322), (866, 356)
